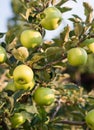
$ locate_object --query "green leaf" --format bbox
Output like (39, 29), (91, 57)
(57, 6), (72, 13)
(5, 26), (21, 44)
(56, 0), (76, 6)
(69, 15), (82, 23)
(60, 25), (70, 42)
(83, 2), (93, 24)
(12, 89), (27, 103)
(38, 106), (48, 123)
(56, 0), (68, 6)
(74, 22), (84, 37)
(72, 14), (81, 19)
(83, 2), (93, 16)
(35, 69), (52, 82)
(69, 18), (77, 23)
(45, 47), (63, 62)
(29, 53), (45, 66)
(63, 83), (79, 90)
(0, 33), (5, 38)
(80, 38), (94, 47)
(17, 104), (38, 114)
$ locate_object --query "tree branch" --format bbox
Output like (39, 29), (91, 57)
(56, 120), (86, 126)
(33, 54), (67, 71)
(51, 99), (62, 120)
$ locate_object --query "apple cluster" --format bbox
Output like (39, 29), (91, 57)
(20, 6), (62, 49)
(13, 64), (35, 90)
(12, 64), (55, 106)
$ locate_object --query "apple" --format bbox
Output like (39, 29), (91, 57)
(20, 30), (42, 48)
(85, 109), (94, 130)
(13, 64), (34, 84)
(40, 6), (62, 30)
(88, 42), (94, 53)
(14, 79), (35, 90)
(67, 47), (87, 66)
(0, 46), (7, 63)
(81, 38), (94, 53)
(33, 87), (55, 106)
(10, 113), (26, 128)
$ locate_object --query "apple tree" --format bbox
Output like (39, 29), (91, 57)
(1, 0), (94, 130)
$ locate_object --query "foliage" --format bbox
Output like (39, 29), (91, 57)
(0, 0), (94, 130)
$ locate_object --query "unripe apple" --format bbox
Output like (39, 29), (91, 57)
(85, 109), (94, 130)
(40, 6), (62, 30)
(10, 113), (26, 128)
(0, 46), (7, 63)
(20, 30), (42, 48)
(33, 87), (55, 106)
(67, 47), (87, 66)
(14, 79), (35, 90)
(88, 42), (94, 53)
(81, 38), (94, 53)
(13, 64), (34, 84)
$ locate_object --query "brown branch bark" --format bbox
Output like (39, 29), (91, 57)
(33, 54), (67, 71)
(57, 120), (86, 126)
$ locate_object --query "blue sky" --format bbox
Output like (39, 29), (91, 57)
(0, 0), (13, 32)
(0, 0), (94, 39)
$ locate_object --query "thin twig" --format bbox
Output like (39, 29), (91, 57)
(51, 99), (62, 120)
(34, 54), (66, 71)
(56, 120), (86, 126)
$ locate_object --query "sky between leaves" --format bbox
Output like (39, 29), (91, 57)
(0, 0), (94, 40)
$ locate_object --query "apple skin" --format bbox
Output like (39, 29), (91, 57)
(13, 64), (34, 84)
(33, 87), (55, 106)
(81, 38), (94, 53)
(67, 47), (87, 66)
(10, 113), (26, 128)
(88, 42), (94, 53)
(40, 7), (62, 30)
(0, 46), (7, 63)
(20, 30), (42, 48)
(85, 109), (94, 130)
(14, 79), (35, 90)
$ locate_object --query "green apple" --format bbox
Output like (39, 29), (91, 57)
(88, 42), (94, 53)
(67, 47), (87, 66)
(14, 79), (35, 90)
(20, 30), (42, 48)
(0, 46), (7, 63)
(40, 6), (62, 30)
(81, 38), (94, 53)
(10, 113), (26, 128)
(33, 87), (55, 106)
(85, 109), (94, 130)
(13, 64), (34, 84)
(5, 80), (16, 92)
